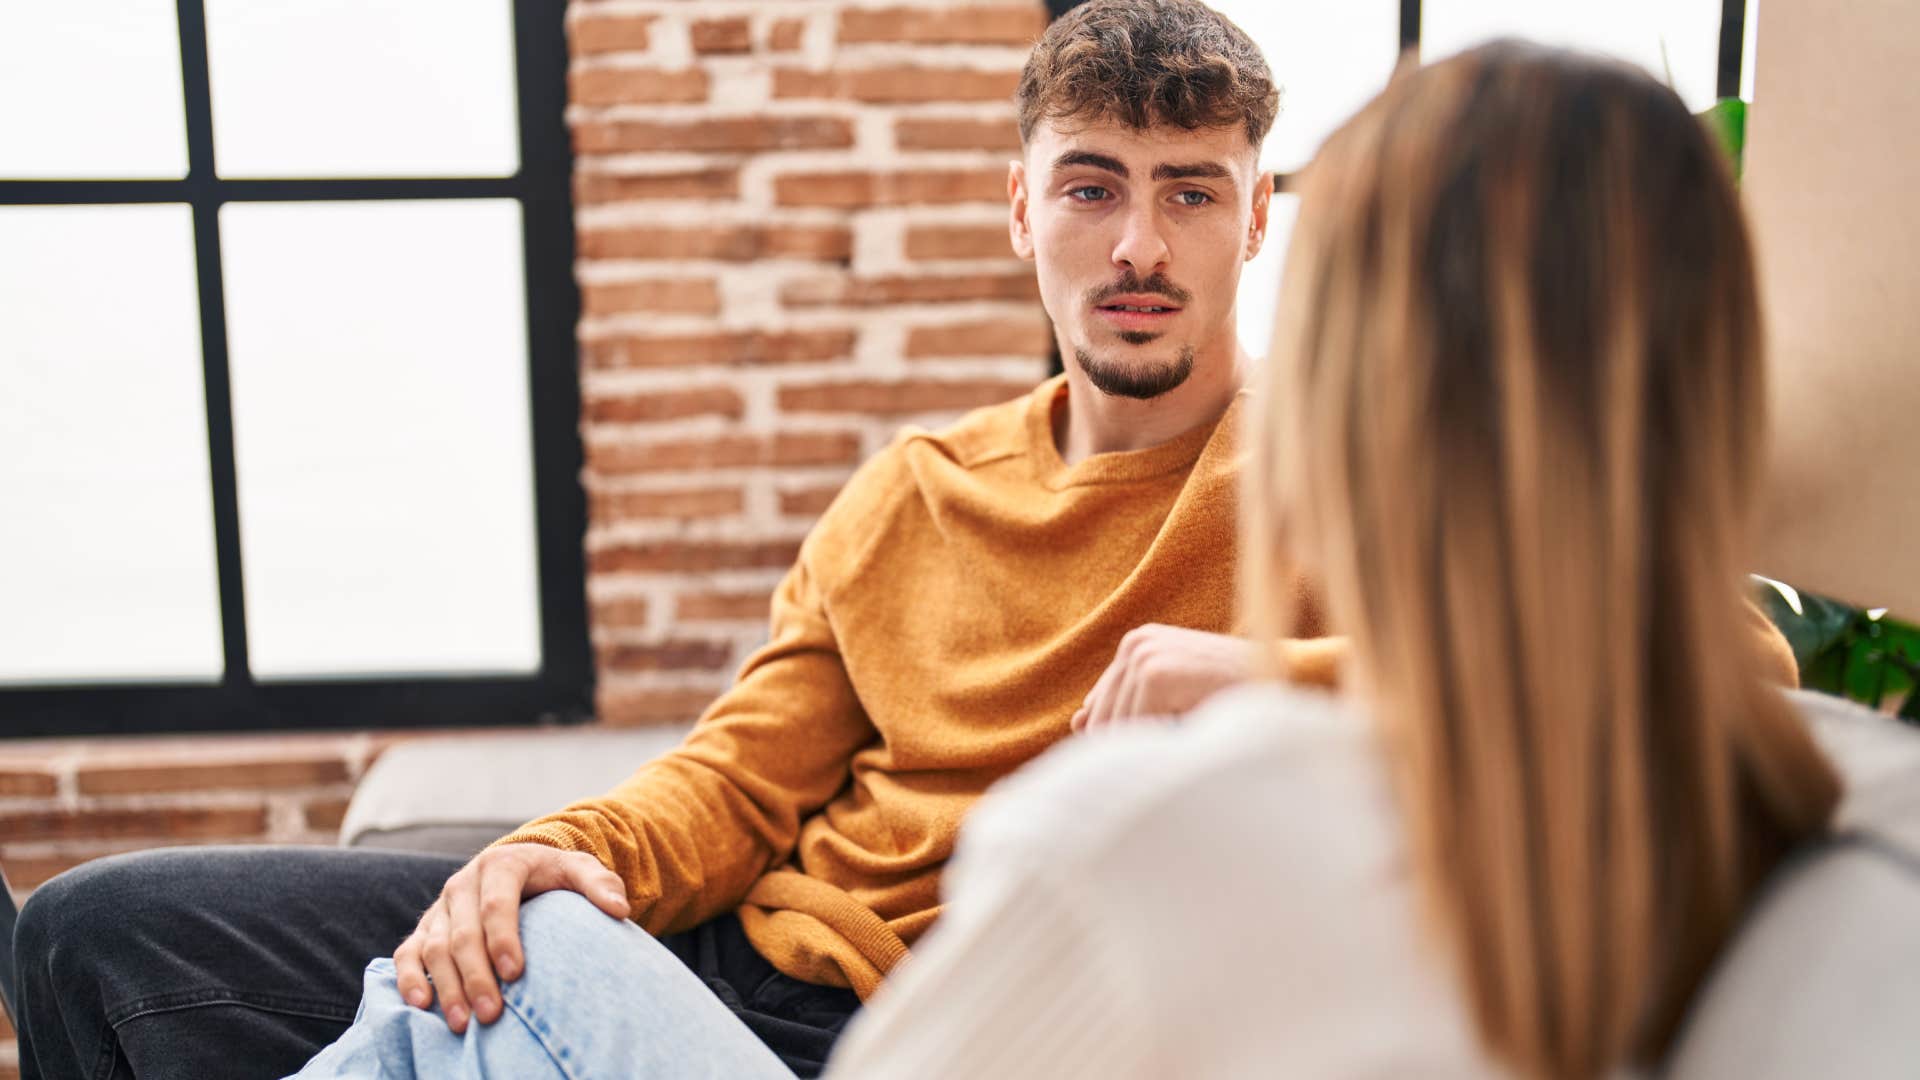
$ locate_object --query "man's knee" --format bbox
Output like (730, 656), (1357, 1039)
(516, 890), (639, 957)
(15, 851), (152, 969)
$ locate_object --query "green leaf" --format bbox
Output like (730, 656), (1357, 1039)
(1900, 688), (1920, 724)
(1842, 637), (1888, 706)
(1700, 98), (1747, 178)
(1803, 644), (1850, 694)
(1760, 588), (1859, 671)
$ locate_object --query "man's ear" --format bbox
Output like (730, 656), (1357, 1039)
(1244, 169), (1274, 262)
(1008, 160), (1036, 261)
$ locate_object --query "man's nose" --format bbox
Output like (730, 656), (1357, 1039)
(1110, 203), (1170, 276)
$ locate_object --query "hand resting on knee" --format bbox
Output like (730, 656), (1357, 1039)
(391, 843), (631, 1035)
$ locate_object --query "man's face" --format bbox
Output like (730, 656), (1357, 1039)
(1010, 119), (1270, 400)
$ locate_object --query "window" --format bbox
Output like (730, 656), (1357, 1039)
(1046, 0), (1758, 358)
(0, 1), (589, 735)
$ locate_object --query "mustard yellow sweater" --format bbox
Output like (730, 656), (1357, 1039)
(494, 375), (1796, 999)
(494, 376), (1323, 997)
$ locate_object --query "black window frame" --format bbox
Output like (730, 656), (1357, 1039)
(1044, 0), (1753, 159)
(0, 0), (592, 737)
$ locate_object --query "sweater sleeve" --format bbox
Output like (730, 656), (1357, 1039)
(824, 841), (1156, 1080)
(490, 541), (877, 935)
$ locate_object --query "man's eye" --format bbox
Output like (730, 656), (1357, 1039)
(1069, 186), (1111, 202)
(1175, 190), (1213, 207)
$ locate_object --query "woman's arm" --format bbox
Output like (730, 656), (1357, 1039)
(825, 843), (1155, 1079)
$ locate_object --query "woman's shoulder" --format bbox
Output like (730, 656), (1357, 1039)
(959, 682), (1385, 878)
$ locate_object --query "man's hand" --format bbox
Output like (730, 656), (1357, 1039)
(1072, 624), (1254, 732)
(393, 843), (631, 1034)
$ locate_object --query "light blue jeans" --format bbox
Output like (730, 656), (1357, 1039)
(285, 891), (799, 1079)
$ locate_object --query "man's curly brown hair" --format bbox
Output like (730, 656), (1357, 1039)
(1016, 0), (1279, 149)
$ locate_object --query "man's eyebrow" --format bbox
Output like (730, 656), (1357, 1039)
(1051, 150), (1128, 177)
(1151, 160), (1235, 181)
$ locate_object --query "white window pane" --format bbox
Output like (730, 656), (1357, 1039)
(1741, 0), (1759, 102)
(205, 0), (520, 179)
(220, 200), (540, 679)
(1212, 0), (1402, 174)
(0, 205), (222, 684)
(1236, 194), (1302, 360)
(1424, 0), (1725, 111)
(0, 1), (188, 179)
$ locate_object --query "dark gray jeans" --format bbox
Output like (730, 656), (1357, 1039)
(11, 846), (861, 1080)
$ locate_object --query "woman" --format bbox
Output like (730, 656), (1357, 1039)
(824, 42), (1841, 1079)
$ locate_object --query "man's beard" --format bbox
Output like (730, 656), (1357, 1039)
(1073, 344), (1196, 400)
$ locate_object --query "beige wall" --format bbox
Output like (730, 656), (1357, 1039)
(1745, 0), (1920, 618)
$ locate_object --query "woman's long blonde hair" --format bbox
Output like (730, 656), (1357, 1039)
(1246, 43), (1841, 1078)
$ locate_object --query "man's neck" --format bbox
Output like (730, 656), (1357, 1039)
(1052, 344), (1248, 465)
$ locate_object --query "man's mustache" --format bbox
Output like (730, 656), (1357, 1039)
(1085, 271), (1193, 307)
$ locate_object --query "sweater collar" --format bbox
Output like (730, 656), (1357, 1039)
(1024, 374), (1242, 490)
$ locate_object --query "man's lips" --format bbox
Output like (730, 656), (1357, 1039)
(1094, 293), (1183, 332)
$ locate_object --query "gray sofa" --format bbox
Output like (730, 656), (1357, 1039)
(341, 690), (1920, 1077)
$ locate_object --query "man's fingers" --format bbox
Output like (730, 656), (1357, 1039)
(557, 852), (632, 919)
(393, 911), (437, 1011)
(419, 907), (471, 1034)
(1081, 625), (1172, 731)
(443, 873), (503, 1027)
(1080, 649), (1128, 730)
(1118, 658), (1155, 725)
(477, 858), (529, 986)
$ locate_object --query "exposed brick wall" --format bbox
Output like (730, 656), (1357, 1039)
(0, 732), (395, 904)
(568, 0), (1054, 725)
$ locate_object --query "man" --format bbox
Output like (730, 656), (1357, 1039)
(13, 5), (1298, 1076)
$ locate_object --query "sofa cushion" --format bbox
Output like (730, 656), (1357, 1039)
(1666, 690), (1920, 1079)
(341, 725), (693, 859)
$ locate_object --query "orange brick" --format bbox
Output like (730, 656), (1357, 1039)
(691, 16), (752, 54)
(837, 5), (1047, 45)
(578, 224), (852, 263)
(570, 12), (653, 55)
(580, 279), (722, 318)
(0, 806), (268, 844)
(574, 116), (854, 155)
(76, 757), (349, 796)
(584, 386), (746, 423)
(574, 168), (741, 204)
(773, 66), (1020, 104)
(676, 590), (775, 622)
(773, 168), (1006, 208)
(0, 768), (57, 798)
(769, 18), (807, 51)
(778, 378), (1033, 416)
(895, 117), (1023, 151)
(778, 483), (844, 516)
(905, 316), (1053, 358)
(597, 687), (720, 727)
(303, 797), (352, 832)
(781, 272), (1039, 307)
(591, 596), (652, 629)
(571, 67), (709, 107)
(583, 328), (857, 369)
(587, 431), (863, 475)
(904, 223), (1016, 260)
(590, 487), (746, 521)
(592, 540), (804, 574)
(600, 640), (736, 673)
